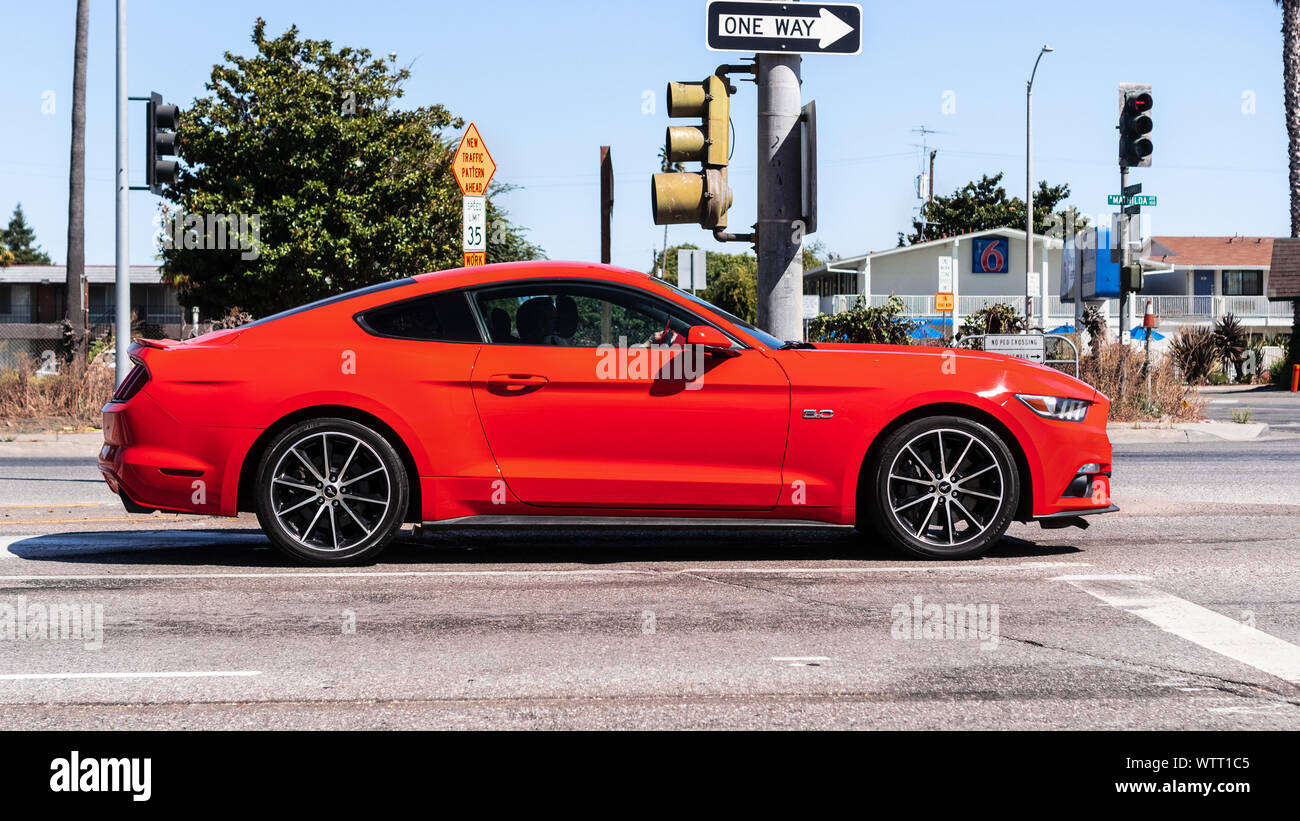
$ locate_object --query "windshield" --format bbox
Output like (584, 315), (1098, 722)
(646, 277), (786, 349)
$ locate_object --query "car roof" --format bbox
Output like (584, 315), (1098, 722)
(412, 260), (653, 290)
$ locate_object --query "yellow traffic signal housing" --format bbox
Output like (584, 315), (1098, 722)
(652, 74), (733, 228)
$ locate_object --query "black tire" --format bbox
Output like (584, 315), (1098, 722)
(863, 415), (1019, 559)
(254, 417), (409, 565)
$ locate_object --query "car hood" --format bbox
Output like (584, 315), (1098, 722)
(788, 343), (1099, 402)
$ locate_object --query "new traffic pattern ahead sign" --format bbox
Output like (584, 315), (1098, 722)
(706, 1), (863, 55)
(451, 123), (496, 196)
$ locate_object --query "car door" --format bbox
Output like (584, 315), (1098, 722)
(468, 279), (790, 509)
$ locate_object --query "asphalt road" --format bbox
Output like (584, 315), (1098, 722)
(0, 436), (1298, 730)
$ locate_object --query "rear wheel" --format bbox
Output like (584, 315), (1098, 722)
(864, 415), (1019, 559)
(255, 417), (409, 565)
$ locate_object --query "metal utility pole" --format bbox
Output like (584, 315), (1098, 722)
(755, 53), (803, 342)
(1025, 45), (1053, 330)
(114, 0), (130, 386)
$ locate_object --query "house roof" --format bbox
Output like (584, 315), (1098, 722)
(1145, 236), (1274, 268)
(0, 264), (164, 285)
(1267, 238), (1300, 298)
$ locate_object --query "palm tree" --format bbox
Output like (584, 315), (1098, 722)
(64, 0), (89, 361)
(1281, 0), (1300, 380)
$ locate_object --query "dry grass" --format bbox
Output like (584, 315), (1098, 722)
(0, 355), (115, 433)
(1079, 341), (1203, 422)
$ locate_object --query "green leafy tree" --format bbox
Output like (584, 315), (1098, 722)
(904, 173), (1086, 245)
(1, 204), (52, 265)
(807, 295), (916, 345)
(160, 19), (542, 318)
(654, 243), (759, 323)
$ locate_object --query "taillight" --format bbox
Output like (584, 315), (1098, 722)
(112, 359), (150, 402)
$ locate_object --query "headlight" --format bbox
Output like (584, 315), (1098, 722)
(1016, 394), (1091, 422)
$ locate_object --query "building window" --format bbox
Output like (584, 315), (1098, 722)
(1222, 270), (1263, 296)
(89, 285), (114, 324)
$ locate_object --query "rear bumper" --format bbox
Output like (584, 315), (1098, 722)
(99, 391), (254, 517)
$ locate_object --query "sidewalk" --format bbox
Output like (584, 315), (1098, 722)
(0, 430), (103, 458)
(1107, 421), (1274, 444)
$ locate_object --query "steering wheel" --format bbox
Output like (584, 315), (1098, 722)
(657, 316), (684, 346)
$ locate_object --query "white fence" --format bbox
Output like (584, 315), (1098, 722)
(822, 294), (1293, 325)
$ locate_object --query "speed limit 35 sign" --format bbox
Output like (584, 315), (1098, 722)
(463, 195), (486, 267)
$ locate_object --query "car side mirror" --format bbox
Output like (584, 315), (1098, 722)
(686, 325), (732, 349)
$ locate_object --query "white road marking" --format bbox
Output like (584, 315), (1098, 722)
(1058, 576), (1300, 685)
(0, 536), (36, 560)
(0, 670), (261, 681)
(0, 561), (1093, 583)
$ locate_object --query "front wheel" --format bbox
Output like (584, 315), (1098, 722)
(864, 416), (1019, 559)
(255, 417), (409, 565)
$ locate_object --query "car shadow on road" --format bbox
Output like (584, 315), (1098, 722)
(3, 525), (1083, 567)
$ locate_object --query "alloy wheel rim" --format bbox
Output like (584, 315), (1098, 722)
(886, 428), (1005, 549)
(269, 431), (391, 552)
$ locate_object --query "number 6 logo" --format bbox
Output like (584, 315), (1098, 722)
(980, 241), (1004, 273)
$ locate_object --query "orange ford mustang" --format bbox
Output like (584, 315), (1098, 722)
(99, 261), (1115, 564)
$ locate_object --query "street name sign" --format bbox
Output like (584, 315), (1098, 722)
(451, 123), (496, 196)
(706, 1), (863, 55)
(985, 334), (1046, 364)
(1107, 193), (1157, 206)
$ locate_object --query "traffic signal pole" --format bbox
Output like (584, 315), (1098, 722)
(755, 54), (804, 342)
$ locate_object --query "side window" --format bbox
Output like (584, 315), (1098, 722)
(473, 281), (708, 347)
(357, 291), (481, 342)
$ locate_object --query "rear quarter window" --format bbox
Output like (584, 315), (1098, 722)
(357, 291), (482, 342)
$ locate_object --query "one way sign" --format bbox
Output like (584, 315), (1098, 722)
(706, 1), (863, 56)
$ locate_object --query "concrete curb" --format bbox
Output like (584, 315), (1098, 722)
(1107, 421), (1271, 444)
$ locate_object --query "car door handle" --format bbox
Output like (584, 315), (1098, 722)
(486, 373), (549, 395)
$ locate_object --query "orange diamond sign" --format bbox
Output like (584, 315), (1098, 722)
(451, 123), (496, 196)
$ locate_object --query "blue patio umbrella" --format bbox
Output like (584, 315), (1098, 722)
(1131, 325), (1166, 340)
(1047, 324), (1074, 334)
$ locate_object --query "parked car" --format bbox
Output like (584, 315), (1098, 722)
(99, 261), (1115, 564)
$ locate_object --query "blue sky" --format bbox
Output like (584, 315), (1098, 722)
(0, 0), (1289, 269)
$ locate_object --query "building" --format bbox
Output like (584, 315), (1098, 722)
(804, 230), (1294, 341)
(0, 264), (184, 368)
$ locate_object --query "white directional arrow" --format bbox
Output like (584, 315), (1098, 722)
(717, 7), (855, 49)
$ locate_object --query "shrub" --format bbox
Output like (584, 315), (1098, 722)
(807, 295), (917, 345)
(0, 356), (115, 432)
(1078, 341), (1202, 422)
(1212, 312), (1246, 381)
(1170, 327), (1217, 384)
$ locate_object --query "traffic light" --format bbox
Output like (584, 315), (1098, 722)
(1118, 83), (1153, 168)
(1121, 263), (1144, 293)
(146, 92), (180, 195)
(651, 75), (732, 228)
